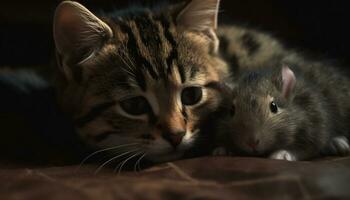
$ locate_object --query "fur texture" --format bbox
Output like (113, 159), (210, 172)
(53, 0), (230, 163)
(216, 59), (350, 160)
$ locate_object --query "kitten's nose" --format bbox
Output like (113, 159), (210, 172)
(247, 139), (260, 150)
(162, 131), (185, 148)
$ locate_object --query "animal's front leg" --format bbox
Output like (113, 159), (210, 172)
(326, 136), (350, 156)
(269, 149), (298, 161)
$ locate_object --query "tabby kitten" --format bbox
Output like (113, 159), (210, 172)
(53, 0), (229, 163)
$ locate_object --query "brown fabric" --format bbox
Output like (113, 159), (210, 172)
(1, 156), (350, 200)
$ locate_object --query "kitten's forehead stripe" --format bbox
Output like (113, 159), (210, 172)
(108, 10), (192, 93)
(157, 15), (175, 73)
(118, 20), (158, 90)
(121, 12), (187, 84)
(158, 14), (186, 83)
(118, 21), (147, 90)
(148, 15), (172, 82)
(133, 13), (168, 80)
(128, 17), (159, 80)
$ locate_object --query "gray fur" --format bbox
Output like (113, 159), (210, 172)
(216, 58), (350, 161)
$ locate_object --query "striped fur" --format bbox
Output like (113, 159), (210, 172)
(53, 0), (229, 162)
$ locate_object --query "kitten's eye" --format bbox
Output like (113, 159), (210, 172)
(181, 86), (203, 106)
(120, 96), (150, 115)
(270, 101), (278, 113)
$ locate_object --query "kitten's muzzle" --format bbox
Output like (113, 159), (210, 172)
(161, 131), (186, 148)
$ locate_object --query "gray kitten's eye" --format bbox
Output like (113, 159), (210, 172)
(270, 101), (278, 113)
(181, 86), (203, 106)
(120, 96), (150, 115)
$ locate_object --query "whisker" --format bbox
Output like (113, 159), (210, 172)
(94, 148), (140, 174)
(132, 151), (145, 173)
(77, 142), (138, 170)
(77, 143), (139, 170)
(118, 45), (137, 70)
(122, 48), (137, 69)
(135, 152), (147, 172)
(115, 151), (142, 174)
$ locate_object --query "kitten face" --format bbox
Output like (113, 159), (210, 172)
(53, 1), (228, 162)
(74, 33), (225, 162)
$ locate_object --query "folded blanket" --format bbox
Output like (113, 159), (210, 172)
(1, 156), (349, 200)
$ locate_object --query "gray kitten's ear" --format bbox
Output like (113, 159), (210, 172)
(281, 65), (296, 99)
(176, 0), (220, 53)
(53, 1), (112, 64)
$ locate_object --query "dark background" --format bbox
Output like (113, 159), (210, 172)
(0, 0), (350, 69)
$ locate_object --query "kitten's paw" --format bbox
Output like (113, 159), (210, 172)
(328, 136), (350, 156)
(269, 150), (297, 161)
(212, 147), (231, 156)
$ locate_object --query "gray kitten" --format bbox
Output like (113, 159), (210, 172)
(214, 61), (350, 161)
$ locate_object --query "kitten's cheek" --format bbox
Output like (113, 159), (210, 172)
(93, 134), (133, 148)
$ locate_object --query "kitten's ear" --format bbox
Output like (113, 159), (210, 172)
(281, 65), (296, 99)
(53, 1), (112, 64)
(176, 0), (220, 53)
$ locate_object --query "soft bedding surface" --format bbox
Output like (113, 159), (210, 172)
(1, 156), (350, 200)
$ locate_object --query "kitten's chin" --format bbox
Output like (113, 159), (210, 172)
(145, 150), (185, 163)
